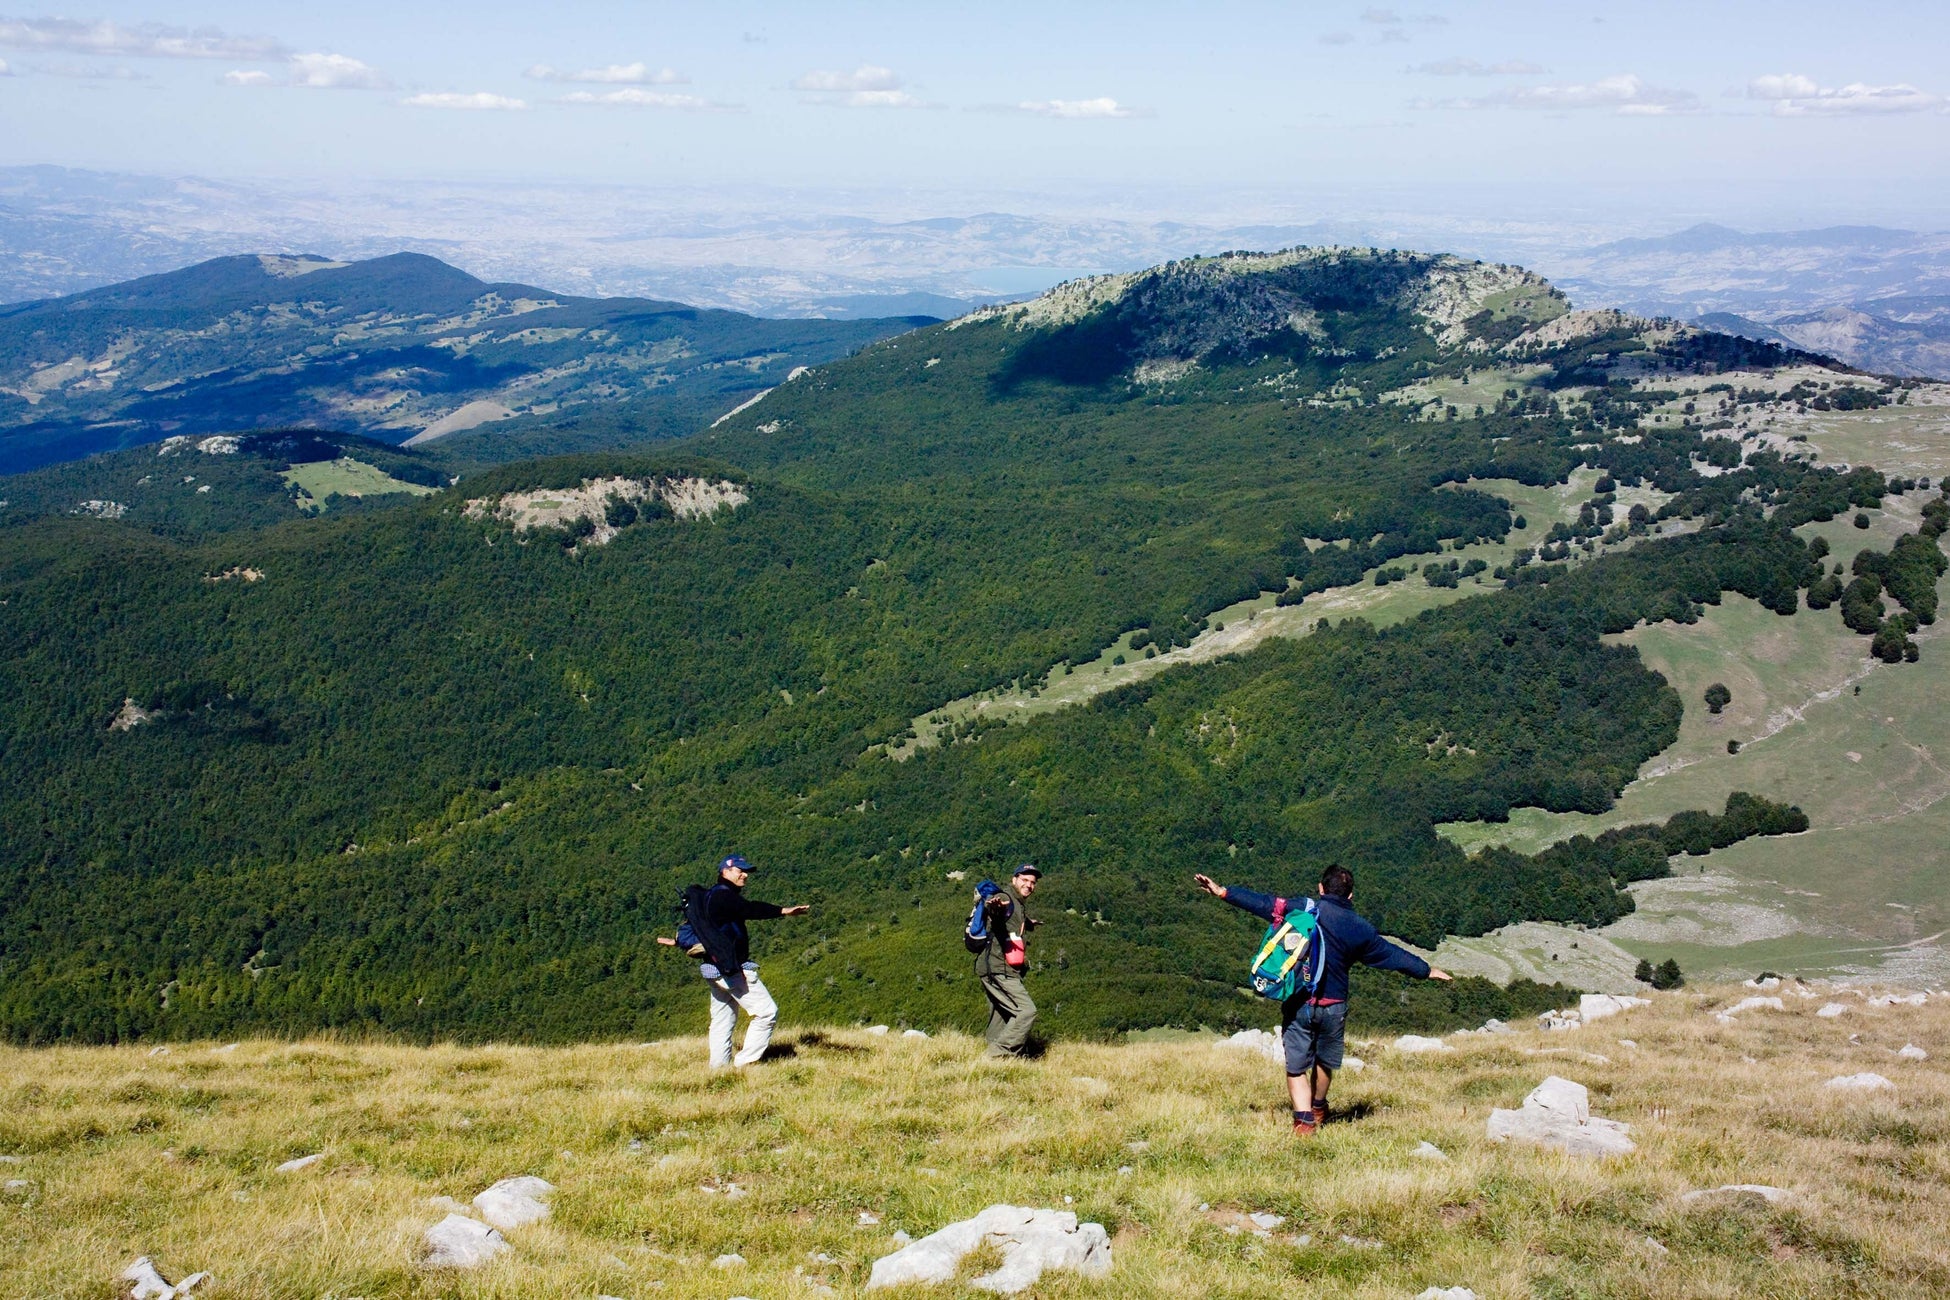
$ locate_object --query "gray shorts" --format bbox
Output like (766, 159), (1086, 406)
(1281, 1000), (1348, 1074)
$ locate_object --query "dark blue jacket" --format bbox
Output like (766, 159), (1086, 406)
(701, 881), (785, 968)
(1220, 886), (1430, 1002)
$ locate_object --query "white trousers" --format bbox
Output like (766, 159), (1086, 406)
(706, 966), (778, 1068)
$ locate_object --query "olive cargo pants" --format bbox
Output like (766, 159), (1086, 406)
(980, 971), (1037, 1057)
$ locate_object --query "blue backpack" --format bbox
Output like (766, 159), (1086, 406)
(965, 880), (1005, 940)
(1249, 897), (1323, 1001)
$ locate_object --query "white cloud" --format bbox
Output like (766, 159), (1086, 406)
(1414, 57), (1548, 76)
(290, 52), (391, 90)
(525, 61), (685, 85)
(222, 68), (273, 87)
(1014, 97), (1136, 119)
(401, 91), (526, 110)
(0, 56), (10, 75)
(1362, 7), (1403, 21)
(793, 64), (901, 93)
(831, 88), (927, 108)
(1748, 73), (1943, 116)
(1319, 31), (1355, 45)
(560, 87), (714, 109)
(0, 16), (286, 60)
(792, 65), (933, 108)
(1429, 73), (1701, 115)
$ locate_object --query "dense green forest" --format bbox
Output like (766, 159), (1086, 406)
(0, 248), (1919, 1044)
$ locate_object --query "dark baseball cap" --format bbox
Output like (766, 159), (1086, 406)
(1012, 863), (1042, 878)
(720, 854), (753, 874)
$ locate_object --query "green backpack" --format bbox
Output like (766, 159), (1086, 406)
(1249, 897), (1323, 1001)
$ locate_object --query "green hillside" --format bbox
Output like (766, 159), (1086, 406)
(0, 252), (929, 473)
(0, 247), (1932, 1044)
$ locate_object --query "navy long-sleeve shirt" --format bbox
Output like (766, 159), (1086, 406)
(1220, 886), (1430, 1002)
(702, 881), (786, 967)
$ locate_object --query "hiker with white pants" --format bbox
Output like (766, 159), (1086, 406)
(683, 855), (809, 1068)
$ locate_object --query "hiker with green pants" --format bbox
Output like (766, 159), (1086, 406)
(966, 864), (1042, 1057)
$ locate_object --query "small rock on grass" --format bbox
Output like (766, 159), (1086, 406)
(1816, 1002), (1849, 1018)
(865, 1025), (890, 1036)
(1411, 1141), (1449, 1161)
(1681, 1184), (1792, 1205)
(423, 1215), (507, 1269)
(1247, 1212), (1284, 1230)
(1392, 1035), (1453, 1054)
(902, 1028), (930, 1038)
(122, 1257), (212, 1299)
(1416, 1289), (1477, 1300)
(713, 1253), (747, 1269)
(473, 1175), (555, 1230)
(1825, 1072), (1895, 1092)
(274, 1153), (324, 1174)
(1897, 1043), (1928, 1061)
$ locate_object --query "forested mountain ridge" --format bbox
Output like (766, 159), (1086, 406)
(0, 246), (1929, 1045)
(0, 252), (930, 473)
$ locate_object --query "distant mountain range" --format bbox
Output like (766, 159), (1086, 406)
(1549, 223), (1950, 377)
(6, 166), (1943, 375)
(0, 251), (927, 473)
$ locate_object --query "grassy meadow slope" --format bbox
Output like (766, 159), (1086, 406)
(0, 986), (1945, 1299)
(1434, 386), (1950, 984)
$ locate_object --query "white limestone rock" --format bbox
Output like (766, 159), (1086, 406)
(1485, 1076), (1635, 1157)
(902, 1029), (930, 1039)
(866, 1204), (1111, 1293)
(121, 1257), (211, 1299)
(1869, 992), (1926, 1007)
(1816, 1003), (1849, 1018)
(423, 1214), (508, 1268)
(713, 1253), (748, 1269)
(1825, 1072), (1895, 1093)
(1216, 1028), (1282, 1061)
(1248, 1212), (1285, 1230)
(1417, 1289), (1478, 1300)
(472, 1175), (555, 1230)
(1743, 976), (1781, 990)
(1715, 996), (1785, 1023)
(1537, 1010), (1582, 1032)
(865, 1025), (890, 1036)
(1412, 1141), (1450, 1162)
(274, 1153), (324, 1173)
(1897, 1043), (1928, 1061)
(1342, 1055), (1366, 1072)
(1681, 1184), (1792, 1205)
(1393, 1035), (1454, 1053)
(1578, 994), (1648, 1022)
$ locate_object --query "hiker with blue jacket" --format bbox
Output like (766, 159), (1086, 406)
(1195, 865), (1451, 1135)
(681, 855), (810, 1068)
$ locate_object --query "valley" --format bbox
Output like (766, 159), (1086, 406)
(0, 245), (1938, 1048)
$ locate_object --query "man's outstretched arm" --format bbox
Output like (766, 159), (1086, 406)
(1192, 873), (1280, 924)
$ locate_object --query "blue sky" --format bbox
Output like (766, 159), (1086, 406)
(2, 2), (1946, 224)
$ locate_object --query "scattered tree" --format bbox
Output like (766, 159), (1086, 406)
(1704, 682), (1731, 714)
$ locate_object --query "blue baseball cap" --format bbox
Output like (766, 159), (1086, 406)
(720, 854), (753, 874)
(1012, 863), (1041, 878)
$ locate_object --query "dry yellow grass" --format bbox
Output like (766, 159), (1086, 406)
(1, 985), (1946, 1299)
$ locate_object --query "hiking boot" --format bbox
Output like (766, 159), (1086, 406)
(1314, 1101), (1330, 1128)
(1292, 1113), (1318, 1137)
